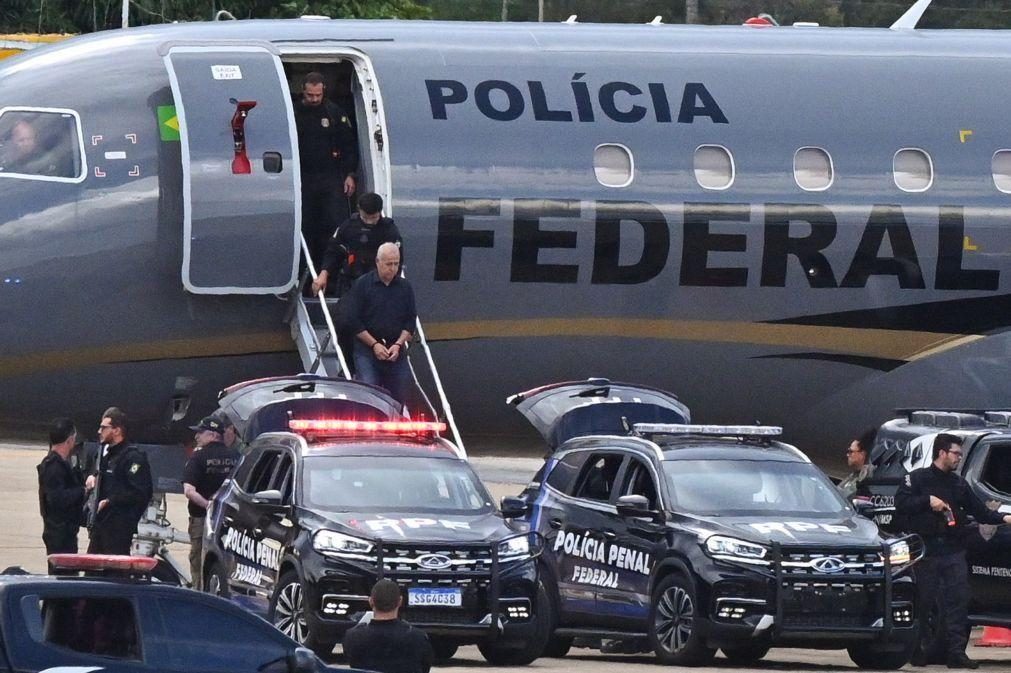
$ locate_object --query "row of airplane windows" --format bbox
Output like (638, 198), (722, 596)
(593, 144), (1011, 194)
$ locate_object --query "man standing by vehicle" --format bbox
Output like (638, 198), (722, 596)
(896, 433), (1011, 669)
(344, 243), (415, 405)
(343, 579), (433, 673)
(183, 416), (240, 589)
(838, 428), (876, 498)
(37, 418), (87, 565)
(86, 407), (152, 555)
(294, 71), (358, 268)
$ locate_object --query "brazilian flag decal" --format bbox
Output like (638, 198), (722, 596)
(158, 105), (180, 141)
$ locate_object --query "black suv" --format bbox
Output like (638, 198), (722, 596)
(512, 380), (922, 669)
(201, 376), (548, 665)
(860, 409), (1011, 627)
(0, 555), (339, 673)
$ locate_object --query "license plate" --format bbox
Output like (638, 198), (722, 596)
(407, 587), (462, 607)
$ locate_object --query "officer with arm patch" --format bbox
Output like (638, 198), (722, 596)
(895, 433), (1011, 669)
(86, 406), (153, 555)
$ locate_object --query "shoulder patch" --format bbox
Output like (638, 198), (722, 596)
(129, 463), (140, 475)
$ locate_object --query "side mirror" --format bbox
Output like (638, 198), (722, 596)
(851, 497), (876, 519)
(500, 496), (528, 518)
(286, 647), (317, 673)
(252, 489), (283, 506)
(616, 494), (654, 518)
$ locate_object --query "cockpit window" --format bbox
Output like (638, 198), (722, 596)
(0, 108), (84, 182)
(663, 458), (846, 516)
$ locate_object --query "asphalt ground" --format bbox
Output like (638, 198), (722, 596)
(5, 442), (1011, 671)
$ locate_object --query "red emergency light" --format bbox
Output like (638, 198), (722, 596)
(744, 16), (775, 27)
(48, 554), (158, 574)
(288, 419), (447, 434)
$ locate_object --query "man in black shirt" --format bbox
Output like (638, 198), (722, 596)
(37, 418), (88, 567)
(343, 579), (433, 673)
(86, 407), (153, 555)
(896, 433), (1011, 669)
(183, 416), (241, 589)
(344, 243), (416, 405)
(311, 192), (402, 297)
(293, 71), (359, 268)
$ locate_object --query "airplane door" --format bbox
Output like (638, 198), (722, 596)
(163, 44), (300, 295)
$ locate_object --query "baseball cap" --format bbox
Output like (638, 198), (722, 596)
(189, 416), (224, 434)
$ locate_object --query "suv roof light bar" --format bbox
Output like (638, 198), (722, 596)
(47, 553), (159, 574)
(288, 419), (447, 434)
(634, 423), (782, 437)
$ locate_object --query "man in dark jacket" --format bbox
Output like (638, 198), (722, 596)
(37, 418), (87, 567)
(895, 433), (1011, 669)
(86, 407), (153, 555)
(183, 416), (240, 589)
(343, 579), (433, 673)
(294, 71), (359, 268)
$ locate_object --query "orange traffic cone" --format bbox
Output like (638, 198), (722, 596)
(976, 626), (1011, 647)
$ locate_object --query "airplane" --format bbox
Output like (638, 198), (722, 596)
(1, 1), (1009, 471)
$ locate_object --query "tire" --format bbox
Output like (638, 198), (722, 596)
(150, 559), (183, 586)
(477, 582), (551, 665)
(429, 638), (459, 662)
(269, 570), (334, 659)
(648, 574), (716, 666)
(720, 642), (770, 664)
(543, 636), (573, 658)
(203, 561), (229, 598)
(847, 641), (916, 670)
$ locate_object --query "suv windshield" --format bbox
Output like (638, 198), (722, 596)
(302, 455), (494, 514)
(663, 458), (847, 516)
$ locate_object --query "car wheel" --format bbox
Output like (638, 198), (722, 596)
(847, 640), (916, 670)
(543, 636), (573, 658)
(429, 637), (459, 662)
(721, 641), (770, 664)
(270, 570), (334, 658)
(204, 561), (229, 598)
(477, 581), (551, 665)
(648, 574), (715, 666)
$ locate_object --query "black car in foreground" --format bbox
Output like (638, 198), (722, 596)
(201, 377), (547, 665)
(511, 379), (923, 669)
(861, 409), (1011, 627)
(0, 555), (341, 673)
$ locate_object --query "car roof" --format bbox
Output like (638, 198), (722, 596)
(301, 439), (461, 459)
(659, 438), (809, 463)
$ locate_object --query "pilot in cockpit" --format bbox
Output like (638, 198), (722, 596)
(0, 115), (74, 178)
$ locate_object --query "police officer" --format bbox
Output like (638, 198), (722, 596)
(294, 71), (359, 268)
(896, 433), (1011, 669)
(837, 427), (876, 498)
(37, 418), (87, 566)
(343, 579), (433, 673)
(312, 192), (402, 297)
(86, 407), (153, 555)
(182, 416), (240, 589)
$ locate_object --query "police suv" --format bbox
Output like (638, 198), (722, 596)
(861, 409), (1011, 627)
(201, 376), (548, 664)
(511, 380), (922, 669)
(0, 554), (341, 673)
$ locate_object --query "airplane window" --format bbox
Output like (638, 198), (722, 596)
(0, 108), (83, 181)
(992, 151), (1011, 193)
(794, 147), (834, 191)
(694, 145), (734, 190)
(893, 148), (933, 192)
(593, 144), (633, 188)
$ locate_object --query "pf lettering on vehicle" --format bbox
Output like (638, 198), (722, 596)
(200, 376), (549, 665)
(510, 380), (922, 669)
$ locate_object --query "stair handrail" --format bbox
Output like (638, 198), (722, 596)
(299, 235), (349, 377)
(411, 315), (466, 458)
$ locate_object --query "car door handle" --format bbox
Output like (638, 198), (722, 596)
(224, 516), (235, 525)
(253, 528), (263, 537)
(549, 518), (564, 529)
(601, 530), (617, 540)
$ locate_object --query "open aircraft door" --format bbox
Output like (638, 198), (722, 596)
(163, 43), (300, 294)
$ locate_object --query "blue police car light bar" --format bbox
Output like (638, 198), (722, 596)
(633, 423), (782, 437)
(288, 419), (447, 434)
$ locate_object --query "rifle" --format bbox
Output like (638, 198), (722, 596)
(85, 443), (106, 530)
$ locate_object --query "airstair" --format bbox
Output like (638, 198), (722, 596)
(286, 236), (466, 455)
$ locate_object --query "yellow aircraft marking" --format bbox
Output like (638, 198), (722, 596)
(964, 235), (979, 252)
(960, 129), (974, 143)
